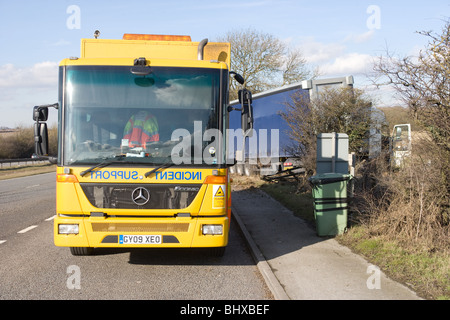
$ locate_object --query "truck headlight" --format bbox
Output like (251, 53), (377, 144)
(58, 224), (79, 234)
(202, 224), (223, 235)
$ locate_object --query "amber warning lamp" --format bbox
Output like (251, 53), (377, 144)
(123, 34), (191, 41)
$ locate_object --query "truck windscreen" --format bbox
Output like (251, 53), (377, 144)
(62, 66), (223, 166)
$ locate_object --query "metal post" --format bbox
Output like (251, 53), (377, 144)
(331, 132), (336, 173)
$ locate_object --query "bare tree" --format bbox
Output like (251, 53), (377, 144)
(373, 20), (449, 192)
(219, 28), (317, 100)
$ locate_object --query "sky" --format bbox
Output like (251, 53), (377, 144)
(0, 0), (448, 128)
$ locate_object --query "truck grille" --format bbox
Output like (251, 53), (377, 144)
(91, 222), (190, 233)
(80, 183), (201, 209)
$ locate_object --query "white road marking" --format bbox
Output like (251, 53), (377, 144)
(17, 225), (38, 234)
(2, 217), (53, 243)
(26, 184), (40, 189)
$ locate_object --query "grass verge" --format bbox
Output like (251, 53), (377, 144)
(231, 173), (449, 300)
(338, 227), (449, 300)
(0, 163), (56, 181)
(232, 174), (315, 221)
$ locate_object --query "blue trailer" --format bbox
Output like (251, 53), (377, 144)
(228, 76), (354, 176)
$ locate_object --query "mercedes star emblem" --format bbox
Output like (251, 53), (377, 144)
(132, 187), (150, 206)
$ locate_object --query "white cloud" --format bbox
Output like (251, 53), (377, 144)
(285, 33), (404, 108)
(296, 30), (379, 77)
(0, 61), (58, 89)
(320, 53), (374, 76)
(344, 30), (375, 44)
(299, 38), (346, 64)
(0, 62), (58, 127)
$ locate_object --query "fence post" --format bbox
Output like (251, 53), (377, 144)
(348, 152), (356, 198)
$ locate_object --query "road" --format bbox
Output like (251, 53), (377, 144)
(0, 173), (272, 300)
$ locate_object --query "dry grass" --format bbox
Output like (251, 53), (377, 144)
(351, 139), (449, 251)
(0, 126), (57, 159)
(0, 163), (56, 181)
(231, 156), (450, 300)
(341, 136), (450, 300)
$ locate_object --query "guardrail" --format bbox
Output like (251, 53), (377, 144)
(0, 158), (50, 168)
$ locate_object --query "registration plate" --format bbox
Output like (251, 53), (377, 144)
(119, 235), (162, 244)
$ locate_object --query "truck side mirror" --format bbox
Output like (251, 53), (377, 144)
(34, 121), (49, 156)
(32, 103), (58, 159)
(33, 106), (48, 121)
(239, 89), (253, 133)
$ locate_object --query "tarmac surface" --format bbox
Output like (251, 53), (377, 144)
(231, 188), (422, 300)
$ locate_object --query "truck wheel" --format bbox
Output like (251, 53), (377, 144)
(244, 164), (255, 176)
(70, 247), (94, 256)
(236, 164), (244, 176)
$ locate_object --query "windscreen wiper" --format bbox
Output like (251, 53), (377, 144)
(80, 155), (125, 177)
(144, 162), (174, 178)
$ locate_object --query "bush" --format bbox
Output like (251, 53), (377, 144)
(0, 126), (57, 159)
(352, 135), (449, 252)
(345, 134), (449, 299)
(373, 20), (450, 198)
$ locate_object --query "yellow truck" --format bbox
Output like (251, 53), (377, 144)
(32, 33), (252, 256)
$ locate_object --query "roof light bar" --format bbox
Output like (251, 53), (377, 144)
(123, 34), (191, 41)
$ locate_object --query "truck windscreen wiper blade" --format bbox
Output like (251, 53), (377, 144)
(80, 155), (125, 177)
(144, 162), (174, 178)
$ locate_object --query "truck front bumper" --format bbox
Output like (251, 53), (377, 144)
(54, 215), (229, 249)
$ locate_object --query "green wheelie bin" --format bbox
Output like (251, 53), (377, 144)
(309, 173), (351, 236)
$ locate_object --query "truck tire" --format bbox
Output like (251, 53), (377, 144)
(70, 247), (94, 256)
(244, 164), (256, 176)
(236, 164), (244, 176)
